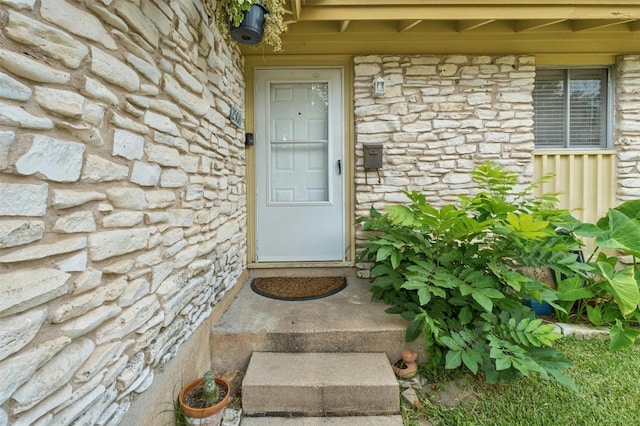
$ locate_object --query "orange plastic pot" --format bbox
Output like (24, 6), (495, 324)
(178, 376), (230, 426)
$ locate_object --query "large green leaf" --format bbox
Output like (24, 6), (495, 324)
(495, 356), (512, 371)
(494, 267), (527, 291)
(507, 213), (551, 239)
(432, 269), (464, 289)
(461, 349), (481, 374)
(615, 199), (640, 220)
(528, 347), (577, 393)
(459, 306), (473, 325)
(556, 276), (594, 302)
(597, 263), (640, 317)
(439, 335), (460, 350)
(609, 320), (640, 351)
(386, 205), (419, 227)
(405, 319), (422, 342)
(478, 288), (506, 300)
(375, 245), (394, 263)
(401, 280), (427, 291)
(596, 209), (640, 257)
(472, 290), (493, 312)
(573, 221), (608, 239)
(371, 263), (394, 276)
(585, 305), (602, 326)
(390, 249), (402, 270)
(445, 349), (463, 369)
(430, 287), (447, 299)
(417, 288), (431, 305)
(459, 283), (473, 296)
(371, 275), (397, 289)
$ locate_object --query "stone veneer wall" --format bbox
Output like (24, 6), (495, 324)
(0, 0), (247, 425)
(353, 54), (640, 276)
(615, 55), (640, 203)
(353, 55), (536, 276)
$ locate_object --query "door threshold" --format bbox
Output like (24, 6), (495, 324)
(248, 262), (356, 278)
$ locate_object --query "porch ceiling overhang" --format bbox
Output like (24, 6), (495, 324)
(242, 0), (640, 56)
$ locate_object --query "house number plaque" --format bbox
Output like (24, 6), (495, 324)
(229, 104), (243, 128)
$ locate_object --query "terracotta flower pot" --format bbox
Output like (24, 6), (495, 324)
(178, 376), (230, 426)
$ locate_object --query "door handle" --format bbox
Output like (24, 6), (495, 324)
(337, 159), (342, 175)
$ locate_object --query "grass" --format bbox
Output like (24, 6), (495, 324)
(402, 337), (640, 426)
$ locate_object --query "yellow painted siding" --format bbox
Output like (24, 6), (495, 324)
(533, 150), (616, 225)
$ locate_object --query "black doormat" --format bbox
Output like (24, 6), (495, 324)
(251, 276), (347, 301)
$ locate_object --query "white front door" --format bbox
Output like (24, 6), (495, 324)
(255, 68), (344, 262)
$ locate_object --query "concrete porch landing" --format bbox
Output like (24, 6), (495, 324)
(211, 277), (420, 374)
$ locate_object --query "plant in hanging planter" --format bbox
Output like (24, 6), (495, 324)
(259, 0), (287, 51)
(212, 0), (288, 51)
(178, 371), (230, 426)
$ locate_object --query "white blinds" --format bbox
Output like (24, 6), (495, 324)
(533, 69), (565, 148)
(533, 68), (608, 149)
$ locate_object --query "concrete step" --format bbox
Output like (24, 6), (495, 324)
(211, 278), (423, 373)
(240, 415), (404, 425)
(241, 352), (400, 417)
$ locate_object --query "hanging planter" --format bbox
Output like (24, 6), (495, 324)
(230, 2), (268, 46)
(212, 0), (287, 52)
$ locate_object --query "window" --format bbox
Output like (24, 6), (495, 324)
(533, 68), (610, 149)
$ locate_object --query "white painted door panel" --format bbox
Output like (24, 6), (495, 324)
(255, 68), (344, 261)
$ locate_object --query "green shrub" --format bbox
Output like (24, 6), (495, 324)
(555, 199), (640, 350)
(357, 162), (590, 389)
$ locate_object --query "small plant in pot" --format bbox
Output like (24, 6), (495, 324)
(178, 371), (230, 426)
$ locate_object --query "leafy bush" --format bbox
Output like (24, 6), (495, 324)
(357, 163), (591, 389)
(555, 200), (640, 350)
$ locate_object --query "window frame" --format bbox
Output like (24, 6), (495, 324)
(533, 66), (613, 150)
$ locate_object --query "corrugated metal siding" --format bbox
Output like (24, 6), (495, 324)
(533, 150), (617, 227)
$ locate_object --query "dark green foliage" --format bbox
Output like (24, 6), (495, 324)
(358, 162), (588, 389)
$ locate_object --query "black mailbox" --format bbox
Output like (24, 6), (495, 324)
(363, 143), (383, 169)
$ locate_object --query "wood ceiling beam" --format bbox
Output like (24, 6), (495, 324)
(290, 0), (303, 21)
(267, 31), (636, 57)
(398, 20), (423, 32)
(303, 0), (640, 4)
(457, 19), (495, 32)
(572, 19), (636, 31)
(515, 19), (568, 32)
(296, 6), (640, 21)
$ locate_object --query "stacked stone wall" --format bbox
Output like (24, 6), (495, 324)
(353, 55), (536, 275)
(615, 55), (640, 202)
(0, 0), (246, 424)
(354, 54), (640, 276)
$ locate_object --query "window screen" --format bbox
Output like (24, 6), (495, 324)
(533, 68), (609, 149)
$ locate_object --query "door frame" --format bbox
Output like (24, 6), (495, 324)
(244, 57), (355, 267)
